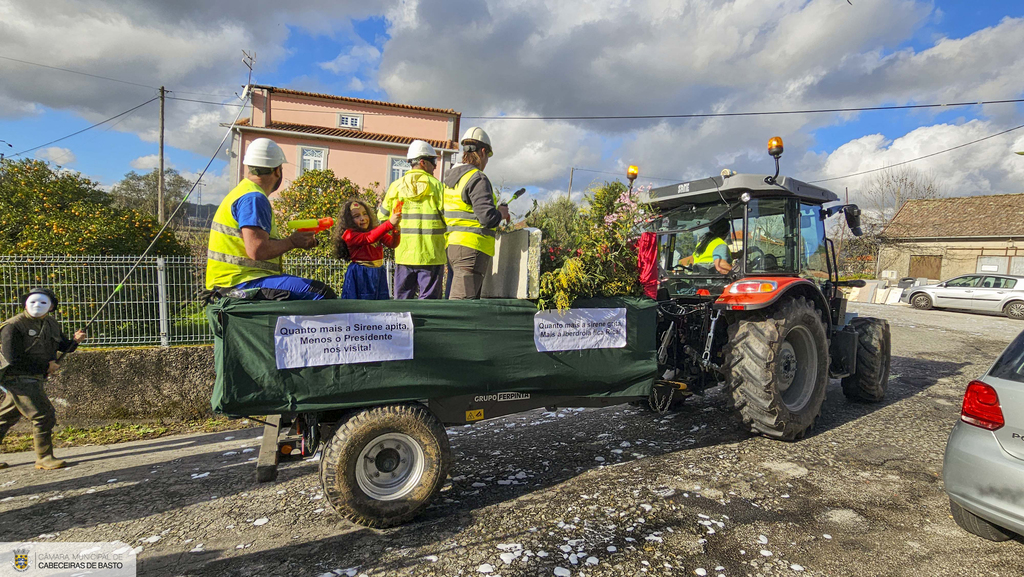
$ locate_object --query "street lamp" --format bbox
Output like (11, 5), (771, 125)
(627, 165), (639, 193)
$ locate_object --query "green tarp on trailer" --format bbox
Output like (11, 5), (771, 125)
(206, 297), (658, 416)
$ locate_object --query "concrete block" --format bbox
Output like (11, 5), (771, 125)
(482, 227), (542, 299)
(873, 287), (891, 304)
(847, 287), (862, 302)
(885, 288), (903, 304)
(858, 281), (879, 303)
(916, 277), (929, 286)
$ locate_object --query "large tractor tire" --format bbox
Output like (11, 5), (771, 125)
(320, 404), (451, 528)
(724, 297), (829, 441)
(841, 317), (891, 403)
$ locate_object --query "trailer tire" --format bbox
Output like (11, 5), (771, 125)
(320, 403), (450, 528)
(724, 297), (829, 441)
(841, 317), (891, 403)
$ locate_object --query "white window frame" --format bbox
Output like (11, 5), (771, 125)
(297, 145), (329, 176)
(336, 113), (364, 131)
(387, 155), (411, 187)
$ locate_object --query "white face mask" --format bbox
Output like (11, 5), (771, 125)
(25, 294), (53, 318)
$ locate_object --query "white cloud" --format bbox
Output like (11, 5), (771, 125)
(34, 146), (76, 165)
(320, 44), (382, 74)
(130, 154), (160, 170)
(377, 0), (1024, 192)
(805, 120), (1024, 204)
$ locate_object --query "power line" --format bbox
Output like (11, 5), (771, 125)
(11, 97), (159, 157)
(462, 99), (1024, 120)
(808, 122), (1024, 184)
(0, 55), (235, 98)
(0, 55), (159, 90)
(170, 94), (1024, 123)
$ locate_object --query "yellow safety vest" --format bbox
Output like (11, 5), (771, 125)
(378, 169), (446, 266)
(443, 168), (499, 257)
(205, 179), (283, 290)
(693, 237), (728, 265)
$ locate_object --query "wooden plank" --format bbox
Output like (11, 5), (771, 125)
(256, 415), (281, 483)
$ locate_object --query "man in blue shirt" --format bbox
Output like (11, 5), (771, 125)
(205, 138), (336, 299)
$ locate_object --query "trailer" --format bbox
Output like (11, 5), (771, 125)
(207, 297), (658, 527)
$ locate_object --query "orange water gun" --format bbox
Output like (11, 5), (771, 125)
(287, 217), (335, 233)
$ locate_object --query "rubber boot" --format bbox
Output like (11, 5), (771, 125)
(33, 432), (66, 470)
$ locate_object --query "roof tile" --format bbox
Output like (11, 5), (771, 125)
(882, 193), (1024, 238)
(239, 120), (458, 151)
(257, 85), (459, 116)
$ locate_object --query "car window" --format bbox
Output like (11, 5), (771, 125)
(946, 276), (981, 288)
(982, 277), (1017, 289)
(989, 330), (1024, 384)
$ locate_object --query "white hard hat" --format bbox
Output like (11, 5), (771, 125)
(460, 126), (493, 157)
(243, 138), (287, 168)
(406, 140), (437, 161)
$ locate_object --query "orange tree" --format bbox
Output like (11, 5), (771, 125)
(0, 158), (186, 256)
(272, 169), (383, 287)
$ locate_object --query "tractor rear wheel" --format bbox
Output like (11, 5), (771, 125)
(724, 297), (829, 441)
(320, 403), (450, 528)
(841, 317), (891, 403)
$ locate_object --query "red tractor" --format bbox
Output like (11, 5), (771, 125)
(644, 137), (891, 440)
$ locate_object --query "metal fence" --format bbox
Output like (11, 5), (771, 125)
(0, 255), (348, 347)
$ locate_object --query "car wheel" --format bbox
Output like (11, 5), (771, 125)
(949, 499), (1014, 541)
(911, 293), (933, 310)
(1003, 301), (1024, 320)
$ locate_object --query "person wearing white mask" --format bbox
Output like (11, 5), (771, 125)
(0, 288), (87, 470)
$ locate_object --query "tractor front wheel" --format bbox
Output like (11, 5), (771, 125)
(725, 297), (829, 441)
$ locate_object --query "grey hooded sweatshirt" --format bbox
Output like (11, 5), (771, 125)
(443, 164), (503, 230)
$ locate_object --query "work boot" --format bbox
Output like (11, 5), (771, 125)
(33, 432), (66, 470)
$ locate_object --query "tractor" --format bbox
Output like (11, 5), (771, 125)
(643, 137), (891, 440)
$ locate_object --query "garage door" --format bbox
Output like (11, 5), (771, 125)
(909, 255), (942, 279)
(977, 256), (1009, 274)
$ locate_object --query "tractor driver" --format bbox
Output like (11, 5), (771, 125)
(677, 219), (733, 274)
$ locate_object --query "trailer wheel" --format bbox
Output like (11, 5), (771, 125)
(724, 297), (829, 441)
(841, 317), (891, 403)
(320, 404), (450, 528)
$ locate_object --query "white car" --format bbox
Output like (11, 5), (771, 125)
(905, 274), (1024, 319)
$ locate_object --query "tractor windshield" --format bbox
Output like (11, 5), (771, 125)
(654, 202), (744, 294)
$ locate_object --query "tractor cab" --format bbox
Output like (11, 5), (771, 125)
(643, 138), (862, 303)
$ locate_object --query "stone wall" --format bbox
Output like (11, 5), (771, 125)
(42, 345), (216, 424)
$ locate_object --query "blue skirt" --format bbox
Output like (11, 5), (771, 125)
(341, 263), (390, 300)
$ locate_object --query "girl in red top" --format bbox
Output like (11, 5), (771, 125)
(332, 198), (402, 299)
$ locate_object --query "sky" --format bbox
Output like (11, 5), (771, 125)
(0, 0), (1023, 212)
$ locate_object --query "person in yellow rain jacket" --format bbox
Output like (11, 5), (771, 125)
(378, 140), (447, 299)
(677, 219), (733, 275)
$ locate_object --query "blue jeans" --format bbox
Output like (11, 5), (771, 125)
(236, 274), (336, 300)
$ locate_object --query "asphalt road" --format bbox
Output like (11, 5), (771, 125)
(1, 303), (1022, 577)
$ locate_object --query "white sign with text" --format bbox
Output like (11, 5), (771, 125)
(534, 307), (627, 352)
(274, 312), (414, 369)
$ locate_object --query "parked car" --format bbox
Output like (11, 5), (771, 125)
(904, 274), (1024, 319)
(943, 329), (1024, 541)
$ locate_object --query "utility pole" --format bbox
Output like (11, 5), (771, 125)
(567, 167), (574, 199)
(158, 86), (166, 224)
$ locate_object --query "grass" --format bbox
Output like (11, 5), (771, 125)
(0, 417), (251, 453)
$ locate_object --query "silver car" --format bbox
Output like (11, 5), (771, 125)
(906, 274), (1024, 319)
(943, 329), (1024, 540)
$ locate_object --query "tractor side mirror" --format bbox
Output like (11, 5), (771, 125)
(844, 205), (862, 236)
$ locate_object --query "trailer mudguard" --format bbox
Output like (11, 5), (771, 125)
(206, 297), (657, 415)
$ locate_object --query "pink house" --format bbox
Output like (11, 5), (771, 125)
(226, 85), (461, 193)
